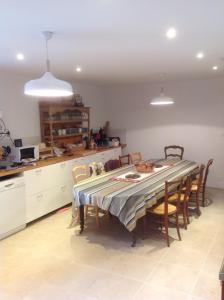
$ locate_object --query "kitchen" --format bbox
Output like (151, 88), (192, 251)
(1, 1), (224, 300)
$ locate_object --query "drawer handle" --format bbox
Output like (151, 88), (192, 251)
(35, 169), (42, 174)
(37, 194), (43, 199)
(4, 183), (14, 188)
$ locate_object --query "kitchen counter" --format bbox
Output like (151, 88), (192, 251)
(0, 146), (122, 178)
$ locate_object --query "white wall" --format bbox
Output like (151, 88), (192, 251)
(1, 70), (223, 188)
(0, 71), (107, 146)
(104, 77), (224, 188)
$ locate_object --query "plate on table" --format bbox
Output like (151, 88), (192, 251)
(125, 173), (141, 179)
(154, 164), (163, 168)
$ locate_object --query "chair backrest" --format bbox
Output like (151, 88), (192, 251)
(119, 154), (130, 167)
(183, 175), (192, 202)
(129, 152), (142, 164)
(164, 145), (184, 160)
(193, 164), (205, 196)
(164, 178), (183, 215)
(72, 165), (90, 184)
(203, 159), (213, 187)
(104, 159), (121, 172)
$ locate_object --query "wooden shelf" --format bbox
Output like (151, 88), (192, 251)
(44, 133), (86, 139)
(39, 100), (90, 147)
(43, 119), (88, 124)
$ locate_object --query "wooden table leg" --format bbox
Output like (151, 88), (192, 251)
(79, 205), (84, 234)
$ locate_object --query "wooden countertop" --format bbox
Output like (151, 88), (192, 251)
(0, 146), (122, 178)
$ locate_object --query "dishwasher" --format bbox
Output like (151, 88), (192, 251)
(0, 174), (26, 240)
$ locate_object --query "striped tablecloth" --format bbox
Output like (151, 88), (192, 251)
(73, 159), (198, 232)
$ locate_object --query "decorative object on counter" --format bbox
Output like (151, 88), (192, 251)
(135, 162), (154, 173)
(53, 147), (65, 156)
(0, 147), (4, 160)
(24, 31), (73, 98)
(72, 94), (84, 107)
(91, 127), (108, 147)
(14, 139), (23, 147)
(38, 143), (53, 159)
(83, 136), (90, 150)
(0, 117), (14, 145)
(108, 136), (121, 147)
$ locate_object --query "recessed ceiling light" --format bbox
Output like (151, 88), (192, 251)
(196, 52), (204, 59)
(16, 53), (25, 61)
(166, 28), (177, 39)
(76, 67), (82, 72)
(212, 65), (218, 70)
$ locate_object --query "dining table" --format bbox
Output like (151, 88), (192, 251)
(73, 158), (198, 246)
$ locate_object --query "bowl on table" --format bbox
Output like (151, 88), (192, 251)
(135, 162), (154, 173)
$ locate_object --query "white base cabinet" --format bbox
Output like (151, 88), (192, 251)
(25, 147), (121, 223)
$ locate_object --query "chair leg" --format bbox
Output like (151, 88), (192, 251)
(182, 203), (187, 230)
(164, 218), (170, 247)
(95, 206), (100, 228)
(202, 186), (206, 207)
(175, 212), (181, 241)
(195, 193), (201, 216)
(186, 202), (190, 224)
(85, 205), (88, 219)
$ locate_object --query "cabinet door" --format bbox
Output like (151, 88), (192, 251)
(24, 168), (49, 196)
(43, 185), (72, 214)
(26, 192), (46, 222)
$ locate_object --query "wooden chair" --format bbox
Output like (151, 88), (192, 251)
(72, 165), (100, 228)
(129, 152), (142, 164)
(192, 159), (213, 207)
(119, 154), (130, 167)
(184, 164), (205, 216)
(168, 176), (192, 229)
(164, 145), (184, 160)
(146, 179), (182, 247)
(104, 159), (121, 172)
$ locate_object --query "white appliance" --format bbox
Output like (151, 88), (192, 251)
(11, 145), (39, 162)
(0, 175), (26, 240)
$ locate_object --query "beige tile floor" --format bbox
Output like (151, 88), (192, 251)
(0, 188), (224, 300)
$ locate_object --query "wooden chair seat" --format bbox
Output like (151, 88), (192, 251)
(182, 184), (198, 192)
(168, 193), (189, 203)
(148, 203), (177, 215)
(192, 179), (198, 185)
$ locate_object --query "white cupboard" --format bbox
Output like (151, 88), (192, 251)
(25, 147), (121, 223)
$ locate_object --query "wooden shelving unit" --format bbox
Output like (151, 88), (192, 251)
(39, 100), (90, 147)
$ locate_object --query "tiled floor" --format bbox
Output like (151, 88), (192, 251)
(1, 188), (223, 300)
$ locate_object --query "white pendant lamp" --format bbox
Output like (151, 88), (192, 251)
(150, 87), (174, 105)
(24, 31), (73, 98)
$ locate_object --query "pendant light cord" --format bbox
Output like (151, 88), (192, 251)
(45, 37), (50, 72)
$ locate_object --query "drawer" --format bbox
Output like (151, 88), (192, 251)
(24, 167), (50, 196)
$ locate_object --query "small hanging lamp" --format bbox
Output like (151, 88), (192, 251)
(24, 31), (73, 98)
(150, 87), (174, 105)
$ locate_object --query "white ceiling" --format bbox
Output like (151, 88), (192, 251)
(1, 0), (224, 84)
